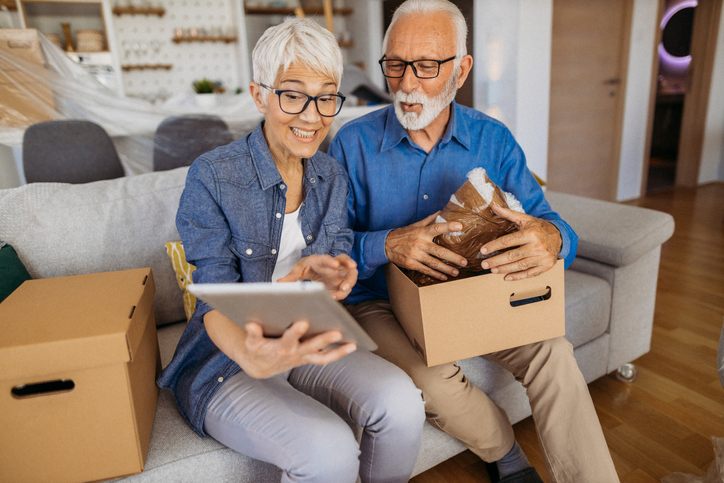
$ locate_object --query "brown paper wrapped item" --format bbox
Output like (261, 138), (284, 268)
(404, 168), (525, 286)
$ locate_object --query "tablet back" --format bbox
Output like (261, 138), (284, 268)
(189, 282), (377, 351)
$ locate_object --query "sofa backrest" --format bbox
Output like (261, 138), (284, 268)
(0, 167), (189, 326)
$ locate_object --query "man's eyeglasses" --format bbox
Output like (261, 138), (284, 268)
(259, 83), (346, 117)
(379, 56), (457, 79)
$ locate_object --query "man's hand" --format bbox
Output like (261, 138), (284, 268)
(480, 203), (562, 281)
(385, 212), (468, 281)
(277, 254), (357, 300)
(240, 320), (356, 379)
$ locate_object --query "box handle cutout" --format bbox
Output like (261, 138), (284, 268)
(12, 380), (75, 399)
(142, 275), (148, 285)
(510, 286), (551, 307)
(7, 40), (33, 49)
(128, 305), (136, 318)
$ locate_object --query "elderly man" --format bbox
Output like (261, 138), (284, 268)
(328, 1), (619, 482)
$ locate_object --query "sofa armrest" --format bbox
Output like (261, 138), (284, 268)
(546, 191), (674, 266)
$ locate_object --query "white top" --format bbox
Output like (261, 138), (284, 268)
(271, 205), (307, 282)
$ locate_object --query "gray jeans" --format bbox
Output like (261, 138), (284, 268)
(203, 350), (426, 483)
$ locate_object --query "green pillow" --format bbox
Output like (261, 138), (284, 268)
(0, 241), (31, 303)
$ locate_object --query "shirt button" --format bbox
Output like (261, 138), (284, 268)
(306, 235), (313, 241)
(423, 194), (429, 200)
(280, 184), (286, 190)
(271, 248), (277, 255)
(310, 178), (316, 183)
(246, 248), (253, 255)
(276, 213), (282, 219)
(217, 377), (224, 383)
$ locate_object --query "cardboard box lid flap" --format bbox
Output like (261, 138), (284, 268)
(0, 269), (155, 381)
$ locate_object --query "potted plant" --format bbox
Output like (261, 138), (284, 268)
(193, 78), (217, 108)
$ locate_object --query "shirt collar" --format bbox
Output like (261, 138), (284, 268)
(247, 122), (324, 191)
(380, 101), (471, 153)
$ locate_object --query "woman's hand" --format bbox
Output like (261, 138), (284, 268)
(240, 320), (355, 378)
(204, 310), (356, 379)
(277, 254), (358, 300)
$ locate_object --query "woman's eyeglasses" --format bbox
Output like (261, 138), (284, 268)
(259, 83), (346, 117)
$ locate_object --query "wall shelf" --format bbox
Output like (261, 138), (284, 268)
(112, 6), (165, 17)
(172, 35), (237, 44)
(243, 5), (352, 16)
(121, 63), (173, 71)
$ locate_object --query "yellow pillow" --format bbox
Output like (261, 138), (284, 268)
(165, 241), (197, 321)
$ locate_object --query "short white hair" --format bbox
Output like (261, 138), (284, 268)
(252, 18), (343, 100)
(382, 0), (467, 60)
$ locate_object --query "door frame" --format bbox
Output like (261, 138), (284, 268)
(642, 0), (723, 193)
(676, 0), (723, 187)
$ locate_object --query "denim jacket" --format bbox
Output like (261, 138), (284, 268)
(157, 123), (353, 437)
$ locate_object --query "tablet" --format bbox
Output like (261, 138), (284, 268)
(188, 282), (378, 352)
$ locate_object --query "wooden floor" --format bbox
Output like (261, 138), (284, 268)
(411, 183), (724, 483)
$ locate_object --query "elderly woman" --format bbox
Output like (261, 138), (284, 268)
(157, 18), (425, 483)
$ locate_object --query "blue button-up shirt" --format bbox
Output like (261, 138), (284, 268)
(157, 123), (353, 437)
(328, 102), (577, 305)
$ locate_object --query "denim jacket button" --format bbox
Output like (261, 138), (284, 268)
(271, 248), (277, 255)
(280, 184), (286, 190)
(217, 377), (224, 383)
(306, 235), (313, 241)
(310, 178), (316, 183)
(245, 248), (253, 255)
(276, 213), (282, 219)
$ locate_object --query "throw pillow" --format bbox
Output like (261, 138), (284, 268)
(165, 241), (196, 321)
(0, 241), (32, 303)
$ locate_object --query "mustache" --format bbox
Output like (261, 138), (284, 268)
(393, 90), (428, 105)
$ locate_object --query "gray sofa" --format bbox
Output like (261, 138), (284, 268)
(0, 167), (674, 482)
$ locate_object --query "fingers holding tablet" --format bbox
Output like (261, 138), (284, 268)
(240, 320), (356, 378)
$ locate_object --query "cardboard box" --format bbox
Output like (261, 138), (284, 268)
(0, 29), (45, 68)
(0, 29), (54, 127)
(0, 268), (161, 483)
(384, 260), (565, 367)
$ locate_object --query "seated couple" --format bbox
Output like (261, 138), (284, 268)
(158, 2), (620, 482)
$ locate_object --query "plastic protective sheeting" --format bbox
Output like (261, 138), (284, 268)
(0, 30), (262, 177)
(0, 30), (387, 183)
(404, 167), (525, 287)
(661, 437), (724, 483)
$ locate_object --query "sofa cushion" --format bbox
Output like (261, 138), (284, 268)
(563, 270), (611, 348)
(546, 191), (675, 267)
(0, 167), (190, 325)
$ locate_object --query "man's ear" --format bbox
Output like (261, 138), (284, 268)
(249, 82), (267, 113)
(456, 55), (473, 89)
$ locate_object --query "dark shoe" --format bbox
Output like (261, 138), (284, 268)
(485, 461), (500, 482)
(498, 467), (544, 483)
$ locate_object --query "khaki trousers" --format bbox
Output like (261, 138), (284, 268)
(346, 300), (619, 483)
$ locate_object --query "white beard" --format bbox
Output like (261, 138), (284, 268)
(392, 71), (459, 131)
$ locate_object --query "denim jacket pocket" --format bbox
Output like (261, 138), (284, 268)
(229, 237), (274, 281)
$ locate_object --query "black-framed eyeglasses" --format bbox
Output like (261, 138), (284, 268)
(259, 83), (346, 117)
(379, 56), (457, 79)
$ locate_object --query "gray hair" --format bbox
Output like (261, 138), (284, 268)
(252, 18), (343, 100)
(382, 0), (468, 60)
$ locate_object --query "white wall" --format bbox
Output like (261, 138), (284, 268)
(616, 0), (660, 201)
(698, 3), (724, 183)
(472, 0), (552, 180)
(515, 0), (552, 181)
